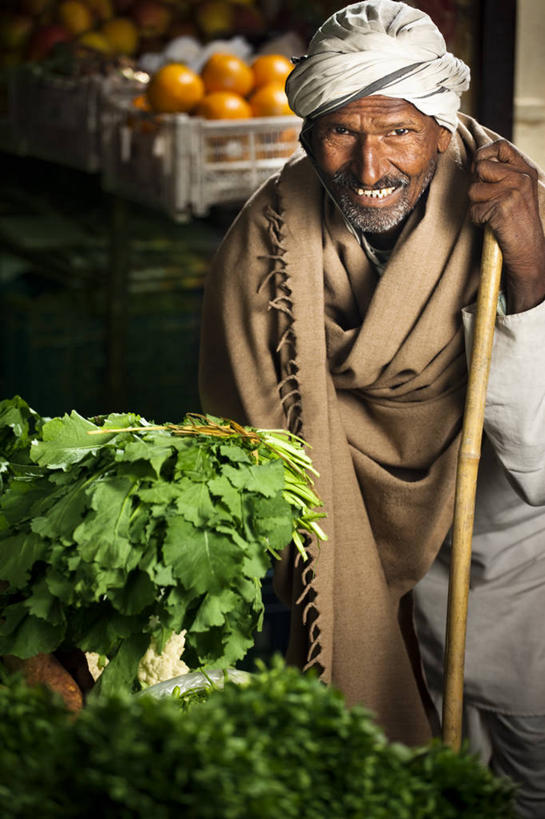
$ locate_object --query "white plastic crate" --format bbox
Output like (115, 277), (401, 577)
(101, 97), (302, 219)
(9, 66), (104, 171)
(185, 115), (302, 216)
(7, 66), (144, 173)
(101, 95), (184, 215)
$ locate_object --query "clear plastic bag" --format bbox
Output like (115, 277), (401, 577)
(139, 668), (250, 699)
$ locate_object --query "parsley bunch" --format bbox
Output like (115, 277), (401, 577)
(0, 660), (516, 818)
(0, 399), (326, 695)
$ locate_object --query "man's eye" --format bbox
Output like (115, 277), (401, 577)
(388, 128), (410, 136)
(333, 126), (350, 135)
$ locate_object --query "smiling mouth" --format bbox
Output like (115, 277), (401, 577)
(354, 185), (397, 200)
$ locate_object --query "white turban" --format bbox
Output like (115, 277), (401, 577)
(285, 0), (470, 132)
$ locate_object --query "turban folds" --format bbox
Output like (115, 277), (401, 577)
(285, 0), (470, 132)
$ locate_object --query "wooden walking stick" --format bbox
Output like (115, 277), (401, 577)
(442, 227), (503, 750)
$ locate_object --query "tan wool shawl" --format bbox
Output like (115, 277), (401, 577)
(199, 115), (497, 745)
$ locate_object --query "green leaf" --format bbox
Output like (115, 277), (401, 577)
(0, 603), (65, 657)
(162, 517), (241, 595)
(246, 495), (294, 552)
(0, 531), (48, 588)
(173, 478), (216, 527)
(23, 578), (66, 626)
(108, 570), (157, 615)
(0, 476), (51, 528)
(45, 567), (77, 603)
(30, 411), (105, 468)
(71, 606), (145, 654)
(30, 474), (90, 541)
(223, 460), (285, 498)
(191, 588), (239, 633)
(89, 631), (150, 699)
(241, 546), (270, 579)
(0, 396), (43, 460)
(207, 474), (242, 520)
(115, 438), (173, 478)
(138, 540), (175, 587)
(161, 586), (193, 633)
(73, 476), (136, 569)
(99, 413), (142, 431)
(218, 443), (252, 464)
(174, 446), (215, 482)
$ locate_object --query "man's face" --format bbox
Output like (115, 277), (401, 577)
(310, 95), (452, 238)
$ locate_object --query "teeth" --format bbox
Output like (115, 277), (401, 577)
(355, 186), (395, 199)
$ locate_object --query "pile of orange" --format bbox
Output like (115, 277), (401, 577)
(143, 52), (295, 119)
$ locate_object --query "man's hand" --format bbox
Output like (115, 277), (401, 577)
(469, 139), (545, 313)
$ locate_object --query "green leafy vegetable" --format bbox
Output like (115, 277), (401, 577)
(0, 660), (516, 818)
(0, 399), (326, 694)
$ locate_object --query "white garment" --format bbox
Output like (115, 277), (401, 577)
(414, 296), (545, 715)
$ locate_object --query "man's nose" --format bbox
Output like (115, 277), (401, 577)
(352, 136), (389, 186)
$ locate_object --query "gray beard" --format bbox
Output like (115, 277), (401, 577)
(331, 158), (437, 235)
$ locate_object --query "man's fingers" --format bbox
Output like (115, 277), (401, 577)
(472, 158), (518, 184)
(468, 178), (528, 204)
(474, 138), (532, 170)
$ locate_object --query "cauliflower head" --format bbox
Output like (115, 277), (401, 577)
(86, 630), (189, 687)
(137, 631), (189, 688)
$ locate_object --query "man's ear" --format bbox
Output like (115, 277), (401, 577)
(437, 126), (452, 153)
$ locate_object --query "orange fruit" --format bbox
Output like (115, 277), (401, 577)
(101, 17), (139, 55)
(249, 82), (293, 117)
(251, 54), (293, 89)
(201, 53), (254, 96)
(146, 63), (205, 114)
(256, 127), (299, 159)
(195, 91), (251, 119)
(131, 93), (151, 111)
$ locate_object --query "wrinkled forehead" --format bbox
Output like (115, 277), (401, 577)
(315, 94), (431, 124)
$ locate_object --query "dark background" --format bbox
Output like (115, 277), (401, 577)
(0, 0), (516, 424)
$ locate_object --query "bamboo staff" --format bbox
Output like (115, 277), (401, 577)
(442, 227), (503, 750)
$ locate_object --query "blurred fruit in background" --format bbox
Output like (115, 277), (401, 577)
(26, 22), (72, 59)
(77, 27), (111, 51)
(249, 81), (291, 116)
(146, 61), (204, 113)
(195, 89), (251, 119)
(0, 0), (305, 67)
(101, 16), (139, 54)
(83, 0), (114, 22)
(131, 0), (171, 38)
(57, 0), (93, 34)
(132, 91), (150, 110)
(194, 0), (234, 40)
(201, 52), (254, 96)
(251, 53), (291, 88)
(231, 2), (264, 38)
(0, 13), (34, 50)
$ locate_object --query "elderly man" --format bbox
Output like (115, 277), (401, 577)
(199, 1), (545, 813)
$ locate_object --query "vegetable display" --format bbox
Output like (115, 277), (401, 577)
(0, 397), (326, 695)
(0, 659), (516, 818)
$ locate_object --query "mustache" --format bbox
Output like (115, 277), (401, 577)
(331, 169), (410, 192)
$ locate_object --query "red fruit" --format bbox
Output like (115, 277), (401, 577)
(131, 0), (171, 37)
(26, 23), (72, 60)
(232, 4), (265, 37)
